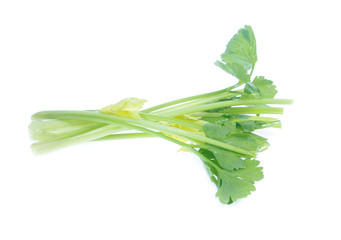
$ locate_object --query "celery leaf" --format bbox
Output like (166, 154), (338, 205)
(221, 25), (257, 71)
(243, 76), (277, 99)
(216, 159), (263, 204)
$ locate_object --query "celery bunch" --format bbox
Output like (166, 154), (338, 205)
(29, 26), (292, 204)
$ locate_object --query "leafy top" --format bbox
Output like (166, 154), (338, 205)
(215, 25), (257, 82)
(222, 25), (257, 71)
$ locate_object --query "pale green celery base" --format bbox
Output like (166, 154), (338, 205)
(30, 122), (106, 141)
(32, 125), (124, 154)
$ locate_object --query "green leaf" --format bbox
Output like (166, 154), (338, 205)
(202, 162), (218, 186)
(199, 148), (215, 159)
(203, 123), (230, 140)
(216, 159), (263, 204)
(244, 82), (262, 97)
(205, 115), (267, 132)
(217, 119), (237, 130)
(215, 26), (257, 83)
(203, 120), (268, 154)
(199, 149), (219, 185)
(211, 147), (246, 171)
(252, 76), (277, 98)
(243, 76), (277, 99)
(236, 121), (263, 132)
(203, 120), (236, 141)
(221, 25), (257, 72)
(214, 61), (250, 83)
(222, 132), (269, 152)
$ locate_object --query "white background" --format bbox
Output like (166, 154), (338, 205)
(1, 0), (340, 239)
